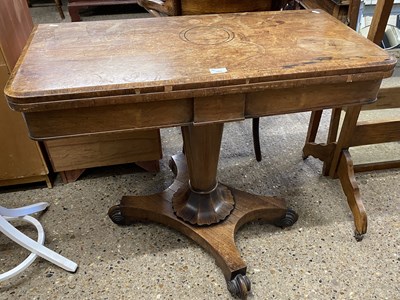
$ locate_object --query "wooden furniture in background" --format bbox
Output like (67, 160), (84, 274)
(5, 11), (395, 298)
(348, 62), (400, 173)
(2, 0), (161, 185)
(303, 0), (398, 240)
(0, 0), (51, 188)
(138, 0), (284, 16)
(298, 0), (361, 29)
(68, 0), (138, 21)
(27, 0), (65, 19)
(44, 130), (162, 183)
(55, 0), (65, 18)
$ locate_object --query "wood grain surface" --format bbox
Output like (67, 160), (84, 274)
(5, 10), (396, 110)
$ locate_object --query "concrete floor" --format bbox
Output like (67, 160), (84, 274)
(1, 2), (399, 300)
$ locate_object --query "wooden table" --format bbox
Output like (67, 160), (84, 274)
(5, 10), (395, 298)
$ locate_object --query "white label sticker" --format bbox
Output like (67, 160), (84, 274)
(210, 67), (228, 74)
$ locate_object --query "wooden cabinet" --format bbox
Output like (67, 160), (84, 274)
(0, 0), (51, 187)
(1, 0), (162, 185)
(44, 130), (162, 183)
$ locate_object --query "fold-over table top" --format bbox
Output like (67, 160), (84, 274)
(5, 10), (396, 111)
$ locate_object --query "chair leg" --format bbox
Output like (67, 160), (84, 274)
(0, 202), (49, 217)
(0, 215), (78, 273)
(0, 202), (78, 280)
(337, 150), (367, 241)
(252, 118), (262, 162)
(0, 215), (45, 281)
(54, 0), (65, 19)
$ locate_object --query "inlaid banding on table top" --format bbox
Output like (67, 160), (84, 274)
(179, 26), (235, 45)
(6, 72), (391, 113)
(5, 9), (396, 108)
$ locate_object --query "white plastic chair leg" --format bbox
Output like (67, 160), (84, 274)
(0, 215), (78, 277)
(0, 202), (49, 217)
(0, 215), (45, 281)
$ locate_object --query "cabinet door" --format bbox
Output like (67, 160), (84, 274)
(0, 0), (49, 186)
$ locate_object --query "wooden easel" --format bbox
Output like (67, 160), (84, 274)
(303, 0), (399, 240)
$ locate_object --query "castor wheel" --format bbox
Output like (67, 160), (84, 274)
(274, 208), (298, 228)
(354, 230), (364, 242)
(108, 205), (126, 225)
(227, 274), (251, 299)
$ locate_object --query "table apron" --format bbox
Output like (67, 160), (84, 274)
(23, 79), (381, 140)
(245, 79), (381, 117)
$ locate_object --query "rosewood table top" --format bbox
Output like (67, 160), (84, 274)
(6, 10), (395, 111)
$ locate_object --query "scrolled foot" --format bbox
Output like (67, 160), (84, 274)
(227, 274), (251, 299)
(274, 208), (298, 228)
(108, 205), (126, 225)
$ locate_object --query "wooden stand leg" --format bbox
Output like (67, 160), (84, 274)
(328, 106), (361, 178)
(322, 108), (342, 176)
(303, 106), (366, 240)
(108, 123), (298, 299)
(303, 110), (323, 158)
(337, 150), (367, 241)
